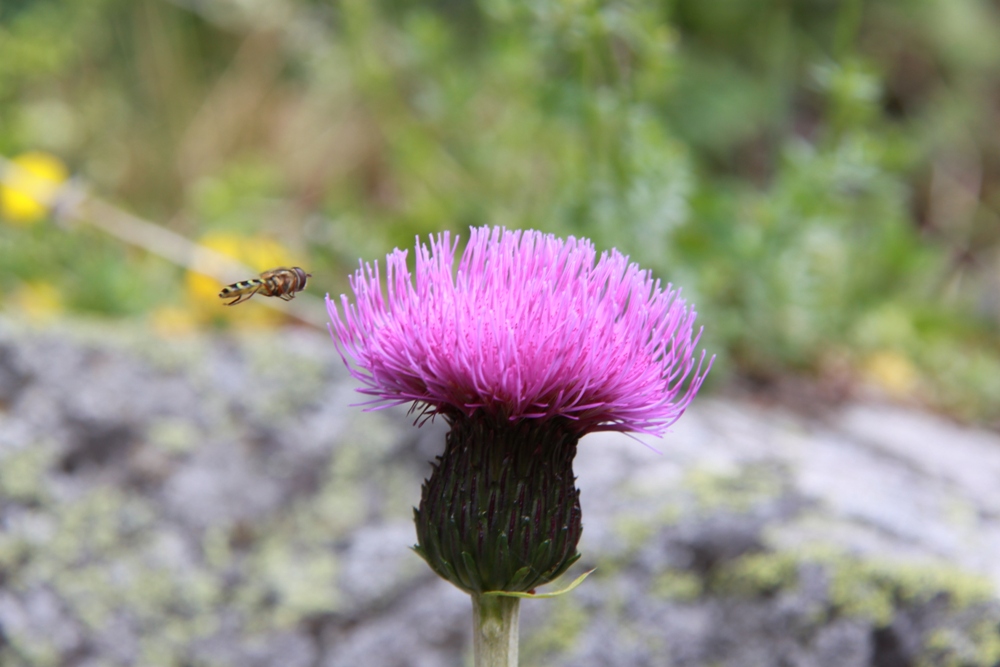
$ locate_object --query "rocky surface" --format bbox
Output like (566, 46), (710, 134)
(0, 318), (998, 666)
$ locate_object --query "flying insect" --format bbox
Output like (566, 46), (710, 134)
(219, 267), (311, 306)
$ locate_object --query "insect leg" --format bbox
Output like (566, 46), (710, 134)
(223, 286), (262, 306)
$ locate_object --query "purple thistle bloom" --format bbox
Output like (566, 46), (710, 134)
(327, 226), (712, 437)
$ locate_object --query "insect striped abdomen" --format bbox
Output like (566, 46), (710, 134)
(220, 279), (263, 295)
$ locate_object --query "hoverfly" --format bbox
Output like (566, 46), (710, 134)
(219, 267), (311, 306)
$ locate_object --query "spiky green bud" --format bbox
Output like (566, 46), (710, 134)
(413, 413), (582, 595)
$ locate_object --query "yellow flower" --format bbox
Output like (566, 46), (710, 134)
(5, 281), (64, 323)
(0, 152), (69, 224)
(863, 350), (920, 399)
(149, 305), (200, 337)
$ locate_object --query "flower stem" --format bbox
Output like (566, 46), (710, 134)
(472, 594), (520, 667)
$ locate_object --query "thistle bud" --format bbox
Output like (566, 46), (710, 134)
(413, 412), (582, 594)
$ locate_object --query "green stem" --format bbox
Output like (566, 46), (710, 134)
(472, 594), (520, 667)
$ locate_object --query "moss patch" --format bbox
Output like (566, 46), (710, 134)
(652, 568), (704, 601)
(521, 595), (589, 660)
(683, 463), (787, 513)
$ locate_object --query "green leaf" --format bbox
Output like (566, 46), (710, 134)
(483, 568), (595, 599)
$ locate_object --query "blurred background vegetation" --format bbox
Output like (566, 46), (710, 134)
(2, 0), (1000, 423)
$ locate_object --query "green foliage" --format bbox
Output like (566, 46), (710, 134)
(2, 0), (1000, 419)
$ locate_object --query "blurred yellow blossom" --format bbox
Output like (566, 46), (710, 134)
(6, 281), (64, 323)
(863, 350), (920, 399)
(0, 152), (69, 224)
(149, 305), (200, 337)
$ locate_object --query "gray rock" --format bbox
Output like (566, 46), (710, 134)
(0, 319), (998, 666)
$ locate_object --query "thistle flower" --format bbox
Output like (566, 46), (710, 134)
(329, 226), (710, 437)
(327, 226), (711, 666)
